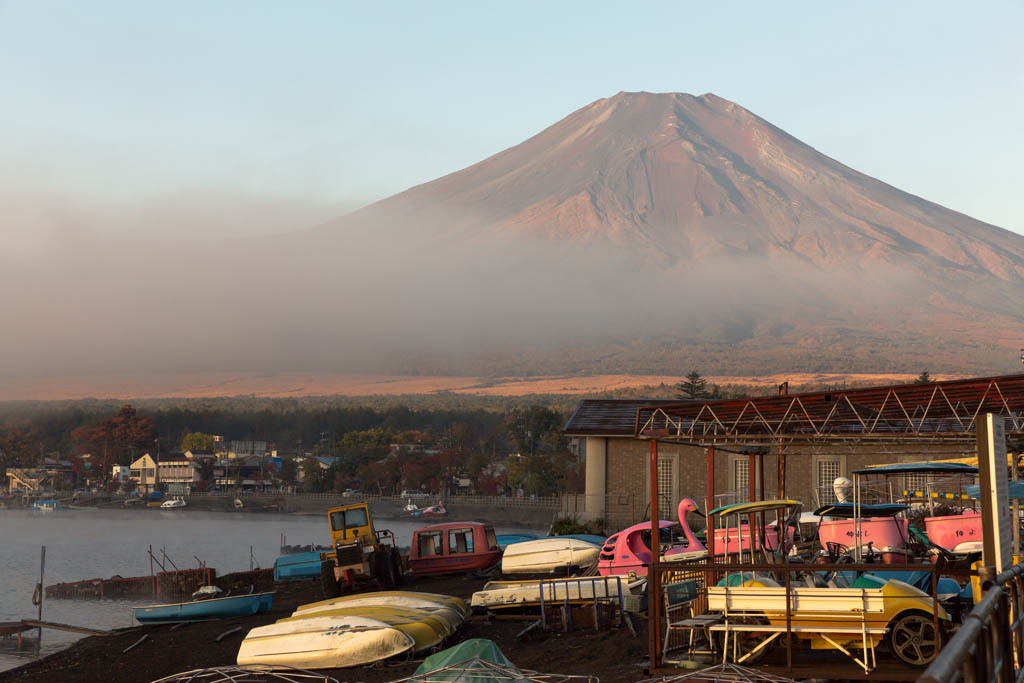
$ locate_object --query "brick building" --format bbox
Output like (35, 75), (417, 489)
(563, 375), (1024, 531)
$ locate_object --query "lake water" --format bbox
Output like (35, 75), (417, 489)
(0, 508), (540, 674)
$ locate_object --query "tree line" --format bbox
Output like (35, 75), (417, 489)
(0, 401), (582, 497)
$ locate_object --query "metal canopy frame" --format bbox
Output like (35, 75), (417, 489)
(635, 373), (1024, 444)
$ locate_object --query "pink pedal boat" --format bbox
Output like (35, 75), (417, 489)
(707, 499), (799, 557)
(598, 499), (707, 576)
(924, 509), (982, 554)
(814, 502), (910, 563)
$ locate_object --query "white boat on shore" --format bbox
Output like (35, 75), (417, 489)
(471, 575), (636, 610)
(160, 496), (188, 509)
(500, 537), (601, 575)
(237, 615), (414, 668)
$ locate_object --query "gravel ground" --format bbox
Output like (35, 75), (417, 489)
(2, 572), (649, 683)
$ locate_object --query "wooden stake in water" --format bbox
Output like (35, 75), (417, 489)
(250, 546), (254, 572)
(37, 545), (46, 640)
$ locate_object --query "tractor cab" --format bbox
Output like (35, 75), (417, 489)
(328, 503), (376, 548)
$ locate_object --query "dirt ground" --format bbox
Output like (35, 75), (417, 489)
(2, 572), (650, 683)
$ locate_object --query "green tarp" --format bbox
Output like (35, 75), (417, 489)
(413, 639), (517, 679)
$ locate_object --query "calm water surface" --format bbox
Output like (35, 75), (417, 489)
(0, 508), (538, 673)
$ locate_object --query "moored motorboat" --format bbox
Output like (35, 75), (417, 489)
(411, 502), (448, 518)
(159, 496), (187, 509)
(237, 615), (415, 668)
(134, 591), (274, 624)
(410, 521), (502, 577)
(500, 537), (600, 575)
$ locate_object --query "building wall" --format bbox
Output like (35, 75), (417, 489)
(600, 437), (973, 531)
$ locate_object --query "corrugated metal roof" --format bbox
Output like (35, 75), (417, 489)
(562, 398), (686, 436)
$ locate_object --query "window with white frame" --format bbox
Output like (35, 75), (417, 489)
(657, 456), (676, 515)
(816, 457), (844, 505)
(731, 457), (750, 504)
(899, 456), (929, 498)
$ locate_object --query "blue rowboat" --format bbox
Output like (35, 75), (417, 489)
(549, 534), (607, 546)
(495, 533), (538, 549)
(273, 550), (325, 582)
(133, 591), (274, 624)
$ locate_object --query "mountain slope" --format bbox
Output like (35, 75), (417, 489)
(290, 91), (1024, 375)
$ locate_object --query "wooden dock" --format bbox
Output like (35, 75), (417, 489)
(19, 619), (113, 636)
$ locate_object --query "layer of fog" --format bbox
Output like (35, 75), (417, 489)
(0, 192), (994, 381)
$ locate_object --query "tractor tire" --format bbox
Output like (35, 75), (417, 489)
(320, 560), (341, 599)
(374, 552), (395, 589)
(389, 547), (405, 586)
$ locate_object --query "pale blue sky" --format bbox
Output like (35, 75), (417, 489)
(1, 1), (1021, 234)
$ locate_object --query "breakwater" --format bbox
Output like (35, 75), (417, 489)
(174, 493), (561, 527)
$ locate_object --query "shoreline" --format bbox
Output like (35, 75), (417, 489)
(2, 571), (646, 682)
(2, 495), (563, 529)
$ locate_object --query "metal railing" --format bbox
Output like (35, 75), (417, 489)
(918, 564), (1024, 683)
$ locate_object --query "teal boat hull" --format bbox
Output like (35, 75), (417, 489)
(133, 592), (274, 624)
(273, 551), (325, 582)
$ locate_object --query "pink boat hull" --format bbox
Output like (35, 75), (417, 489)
(925, 511), (982, 553)
(817, 517), (909, 554)
(712, 524), (794, 555)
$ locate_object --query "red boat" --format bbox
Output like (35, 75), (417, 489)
(409, 521), (502, 577)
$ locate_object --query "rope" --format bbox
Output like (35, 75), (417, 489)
(31, 583), (42, 606)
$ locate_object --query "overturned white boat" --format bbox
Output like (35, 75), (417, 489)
(471, 575), (635, 610)
(237, 615), (414, 669)
(500, 537), (600, 575)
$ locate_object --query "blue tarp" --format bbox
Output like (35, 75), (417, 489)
(853, 462), (977, 476)
(966, 480), (1024, 499)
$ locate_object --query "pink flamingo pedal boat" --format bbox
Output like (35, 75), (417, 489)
(598, 499), (707, 576)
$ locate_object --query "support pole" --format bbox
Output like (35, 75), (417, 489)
(748, 454), (756, 505)
(1013, 454), (1020, 557)
(777, 442), (786, 499)
(37, 545), (46, 642)
(648, 439), (661, 670)
(706, 445), (716, 558)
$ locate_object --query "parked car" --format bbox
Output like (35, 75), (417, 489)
(400, 489), (430, 498)
(341, 489), (360, 496)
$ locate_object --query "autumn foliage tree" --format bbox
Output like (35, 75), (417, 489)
(71, 405), (157, 478)
(0, 421), (42, 469)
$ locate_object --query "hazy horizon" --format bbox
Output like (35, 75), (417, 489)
(1, 3), (1022, 386)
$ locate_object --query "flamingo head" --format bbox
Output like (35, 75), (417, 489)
(678, 498), (704, 519)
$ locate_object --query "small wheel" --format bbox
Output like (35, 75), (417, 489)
(319, 560), (340, 599)
(888, 611), (942, 667)
(374, 552), (395, 589)
(714, 615), (776, 665)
